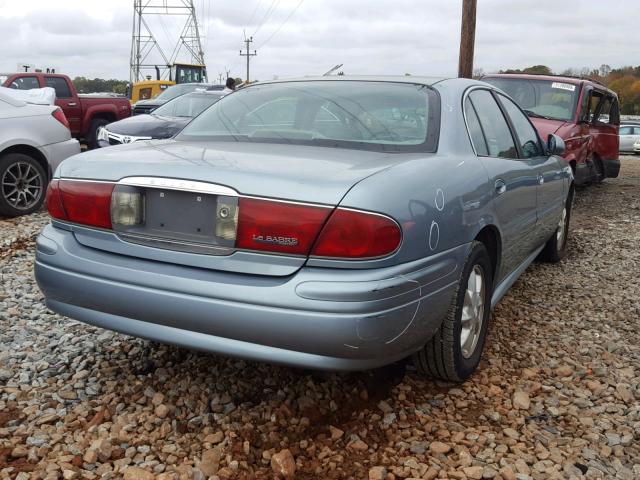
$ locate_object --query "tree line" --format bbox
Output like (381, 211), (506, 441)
(474, 65), (640, 115)
(74, 65), (640, 115)
(72, 77), (129, 95)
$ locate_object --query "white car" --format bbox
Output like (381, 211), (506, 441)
(0, 88), (80, 217)
(619, 124), (640, 154)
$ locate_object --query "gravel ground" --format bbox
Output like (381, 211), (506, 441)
(0, 157), (639, 480)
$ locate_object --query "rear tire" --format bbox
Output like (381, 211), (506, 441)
(539, 188), (572, 263)
(87, 118), (110, 149)
(412, 241), (493, 383)
(0, 153), (47, 217)
(593, 156), (605, 183)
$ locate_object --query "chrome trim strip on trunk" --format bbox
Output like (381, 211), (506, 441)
(118, 177), (239, 196)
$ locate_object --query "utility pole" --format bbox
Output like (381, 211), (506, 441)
(240, 37), (257, 83)
(458, 0), (477, 79)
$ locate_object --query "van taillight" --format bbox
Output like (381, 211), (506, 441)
(52, 108), (70, 130)
(46, 180), (114, 229)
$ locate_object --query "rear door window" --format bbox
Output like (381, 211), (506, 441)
(620, 126), (633, 135)
(464, 98), (489, 156)
(468, 90), (518, 159)
(497, 94), (543, 158)
(44, 77), (72, 98)
(9, 76), (40, 90)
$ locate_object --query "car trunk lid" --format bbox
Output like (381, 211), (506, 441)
(57, 140), (413, 275)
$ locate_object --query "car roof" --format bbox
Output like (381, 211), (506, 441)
(251, 75), (449, 86)
(483, 73), (616, 94)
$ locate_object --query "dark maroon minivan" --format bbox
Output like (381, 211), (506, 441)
(483, 74), (620, 185)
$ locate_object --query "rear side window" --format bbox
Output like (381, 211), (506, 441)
(9, 76), (39, 90)
(497, 94), (543, 158)
(44, 77), (71, 98)
(620, 126), (633, 135)
(464, 98), (489, 156)
(468, 90), (518, 159)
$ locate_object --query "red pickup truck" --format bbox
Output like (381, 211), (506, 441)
(483, 74), (620, 185)
(1, 73), (131, 148)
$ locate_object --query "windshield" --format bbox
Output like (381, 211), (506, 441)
(484, 77), (579, 122)
(177, 81), (439, 152)
(153, 92), (223, 118)
(155, 84), (206, 102)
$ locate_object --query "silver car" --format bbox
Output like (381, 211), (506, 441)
(35, 77), (573, 382)
(619, 124), (640, 154)
(0, 89), (80, 216)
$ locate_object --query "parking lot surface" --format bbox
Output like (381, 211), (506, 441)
(0, 157), (639, 480)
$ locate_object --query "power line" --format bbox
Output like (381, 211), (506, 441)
(257, 0), (305, 49)
(252, 0), (280, 37)
(246, 0), (263, 29)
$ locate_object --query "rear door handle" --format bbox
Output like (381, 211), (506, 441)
(68, 102), (77, 106)
(495, 179), (506, 195)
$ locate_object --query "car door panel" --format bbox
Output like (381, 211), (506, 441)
(497, 93), (566, 245)
(466, 90), (539, 279)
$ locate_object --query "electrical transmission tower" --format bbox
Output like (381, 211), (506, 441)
(240, 37), (257, 83)
(130, 0), (206, 85)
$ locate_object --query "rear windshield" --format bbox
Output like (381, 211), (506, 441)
(155, 84), (207, 102)
(153, 92), (223, 118)
(483, 77), (579, 122)
(177, 81), (439, 152)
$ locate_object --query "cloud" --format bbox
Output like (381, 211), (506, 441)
(0, 0), (638, 82)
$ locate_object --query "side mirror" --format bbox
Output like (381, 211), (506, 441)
(547, 134), (566, 156)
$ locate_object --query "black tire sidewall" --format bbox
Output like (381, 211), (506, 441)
(451, 244), (493, 380)
(88, 119), (110, 149)
(0, 153), (47, 217)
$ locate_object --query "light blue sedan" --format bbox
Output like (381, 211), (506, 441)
(35, 77), (573, 382)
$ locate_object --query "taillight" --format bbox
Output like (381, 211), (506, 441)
(236, 197), (331, 255)
(45, 180), (67, 221)
(52, 108), (70, 130)
(311, 208), (401, 259)
(234, 198), (401, 259)
(45, 180), (401, 260)
(46, 180), (114, 229)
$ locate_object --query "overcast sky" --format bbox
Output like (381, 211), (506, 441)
(0, 0), (638, 82)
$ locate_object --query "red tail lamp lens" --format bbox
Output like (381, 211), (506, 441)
(45, 180), (67, 221)
(236, 197), (331, 255)
(52, 180), (114, 229)
(311, 208), (401, 259)
(52, 108), (70, 130)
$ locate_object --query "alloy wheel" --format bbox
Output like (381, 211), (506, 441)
(460, 265), (486, 359)
(556, 206), (567, 246)
(1, 161), (44, 211)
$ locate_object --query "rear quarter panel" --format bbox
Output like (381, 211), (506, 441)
(331, 153), (492, 270)
(0, 103), (71, 148)
(0, 103), (72, 174)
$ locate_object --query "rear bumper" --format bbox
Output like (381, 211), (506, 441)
(603, 158), (621, 178)
(40, 138), (81, 176)
(35, 224), (466, 370)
